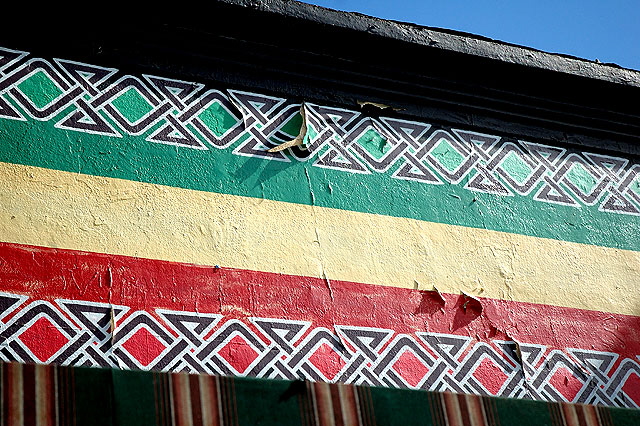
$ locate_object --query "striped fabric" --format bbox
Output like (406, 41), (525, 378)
(1, 363), (74, 426)
(1, 362), (638, 426)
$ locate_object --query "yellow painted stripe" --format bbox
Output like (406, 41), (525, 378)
(1, 161), (638, 315)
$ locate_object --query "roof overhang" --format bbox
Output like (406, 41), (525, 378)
(2, 1), (639, 155)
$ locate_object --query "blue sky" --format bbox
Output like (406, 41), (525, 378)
(300, 0), (640, 71)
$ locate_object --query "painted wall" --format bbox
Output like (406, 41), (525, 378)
(0, 46), (639, 408)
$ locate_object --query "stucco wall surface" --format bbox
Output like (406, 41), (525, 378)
(0, 46), (639, 408)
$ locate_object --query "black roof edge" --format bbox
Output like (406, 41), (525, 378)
(227, 0), (640, 87)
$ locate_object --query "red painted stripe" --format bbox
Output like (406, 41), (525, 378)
(0, 241), (639, 359)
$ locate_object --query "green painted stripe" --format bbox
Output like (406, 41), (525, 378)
(0, 108), (638, 252)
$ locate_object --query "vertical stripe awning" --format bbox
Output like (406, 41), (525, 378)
(1, 362), (639, 425)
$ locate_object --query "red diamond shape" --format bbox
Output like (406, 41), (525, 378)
(549, 367), (584, 402)
(391, 350), (429, 388)
(472, 357), (509, 395)
(18, 316), (70, 362)
(308, 343), (347, 381)
(218, 335), (259, 374)
(622, 372), (640, 406)
(121, 327), (167, 367)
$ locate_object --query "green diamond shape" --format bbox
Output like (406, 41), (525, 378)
(305, 123), (318, 142)
(500, 151), (534, 184)
(565, 162), (598, 194)
(356, 128), (390, 160)
(279, 112), (303, 138)
(197, 101), (239, 137)
(630, 176), (640, 196)
(431, 138), (465, 172)
(17, 71), (63, 109)
(111, 88), (154, 123)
